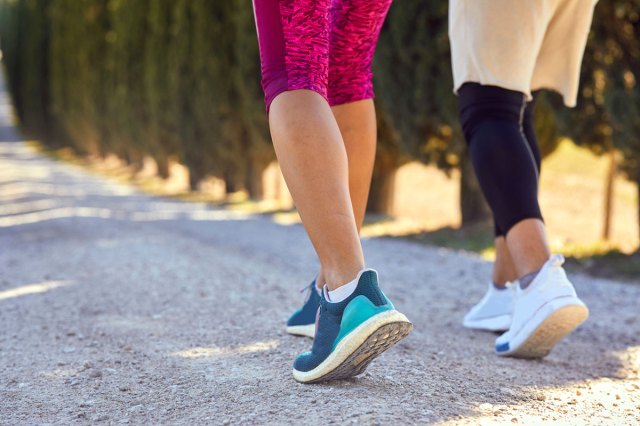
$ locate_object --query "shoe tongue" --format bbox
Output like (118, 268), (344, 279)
(312, 281), (322, 296)
(322, 284), (331, 301)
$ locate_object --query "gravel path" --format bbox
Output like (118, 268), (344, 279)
(0, 70), (639, 425)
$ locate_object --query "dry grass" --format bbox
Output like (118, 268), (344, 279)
(29, 138), (639, 280)
(368, 139), (639, 256)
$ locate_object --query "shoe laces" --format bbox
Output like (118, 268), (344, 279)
(299, 284), (310, 294)
(299, 281), (317, 305)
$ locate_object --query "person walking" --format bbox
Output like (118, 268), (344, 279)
(252, 0), (412, 382)
(449, 0), (597, 357)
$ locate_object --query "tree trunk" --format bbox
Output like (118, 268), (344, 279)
(156, 155), (170, 179)
(189, 166), (203, 191)
(602, 149), (617, 240)
(131, 156), (144, 174)
(224, 170), (237, 195)
(123, 151), (133, 166)
(367, 158), (397, 216)
(245, 158), (265, 200)
(636, 169), (640, 245)
(459, 151), (492, 226)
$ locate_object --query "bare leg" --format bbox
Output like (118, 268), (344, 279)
(335, 99), (377, 229)
(493, 237), (518, 285)
(505, 218), (551, 278)
(315, 99), (377, 288)
(269, 90), (364, 290)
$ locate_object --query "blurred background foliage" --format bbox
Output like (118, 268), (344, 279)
(0, 0), (639, 252)
(0, 0), (273, 194)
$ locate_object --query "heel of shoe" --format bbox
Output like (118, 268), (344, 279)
(498, 299), (589, 358)
(293, 310), (412, 383)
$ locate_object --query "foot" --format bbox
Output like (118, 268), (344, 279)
(463, 282), (514, 332)
(292, 269), (412, 383)
(495, 255), (589, 358)
(286, 280), (322, 338)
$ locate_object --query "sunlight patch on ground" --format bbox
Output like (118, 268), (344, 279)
(128, 209), (251, 222)
(1, 163), (52, 180)
(0, 206), (251, 227)
(438, 380), (640, 425)
(0, 183), (96, 199)
(616, 345), (640, 380)
(0, 280), (72, 301)
(437, 346), (640, 425)
(272, 211), (301, 226)
(360, 217), (429, 239)
(0, 199), (59, 216)
(0, 207), (113, 227)
(40, 368), (80, 380)
(172, 340), (279, 360)
(184, 210), (251, 222)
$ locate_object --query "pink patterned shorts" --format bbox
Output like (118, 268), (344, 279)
(253, 0), (393, 111)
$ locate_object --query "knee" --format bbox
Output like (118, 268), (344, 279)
(457, 83), (526, 143)
(264, 76), (330, 113)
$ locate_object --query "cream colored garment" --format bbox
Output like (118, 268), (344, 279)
(449, 0), (598, 107)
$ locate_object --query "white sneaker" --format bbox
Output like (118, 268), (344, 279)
(495, 255), (589, 358)
(463, 282), (514, 332)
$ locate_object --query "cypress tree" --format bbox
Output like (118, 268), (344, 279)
(49, 0), (111, 155)
(231, 0), (272, 199)
(373, 0), (490, 222)
(0, 0), (52, 141)
(2, 0), (637, 240)
(567, 1), (640, 242)
(143, 0), (181, 178)
(102, 0), (150, 167)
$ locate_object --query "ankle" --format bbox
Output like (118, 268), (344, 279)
(514, 256), (547, 279)
(492, 281), (509, 290)
(492, 274), (517, 288)
(510, 249), (549, 279)
(519, 268), (541, 289)
(324, 263), (365, 291)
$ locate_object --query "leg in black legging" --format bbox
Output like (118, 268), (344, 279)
(459, 83), (543, 237)
(494, 90), (541, 237)
(522, 91), (542, 177)
(490, 91), (542, 285)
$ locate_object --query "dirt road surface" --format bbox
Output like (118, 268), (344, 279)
(0, 70), (638, 425)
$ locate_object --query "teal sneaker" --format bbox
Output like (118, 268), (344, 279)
(292, 269), (412, 383)
(286, 280), (321, 338)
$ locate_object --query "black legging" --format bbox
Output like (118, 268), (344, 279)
(458, 83), (543, 237)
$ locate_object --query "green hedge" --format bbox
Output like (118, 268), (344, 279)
(0, 0), (489, 210)
(1, 0), (639, 231)
(1, 0), (272, 194)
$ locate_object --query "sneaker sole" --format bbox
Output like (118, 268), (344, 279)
(463, 314), (512, 332)
(292, 310), (412, 383)
(497, 297), (589, 358)
(286, 324), (315, 338)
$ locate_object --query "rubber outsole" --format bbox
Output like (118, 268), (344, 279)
(292, 310), (412, 383)
(286, 324), (315, 338)
(463, 313), (512, 332)
(499, 303), (588, 358)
